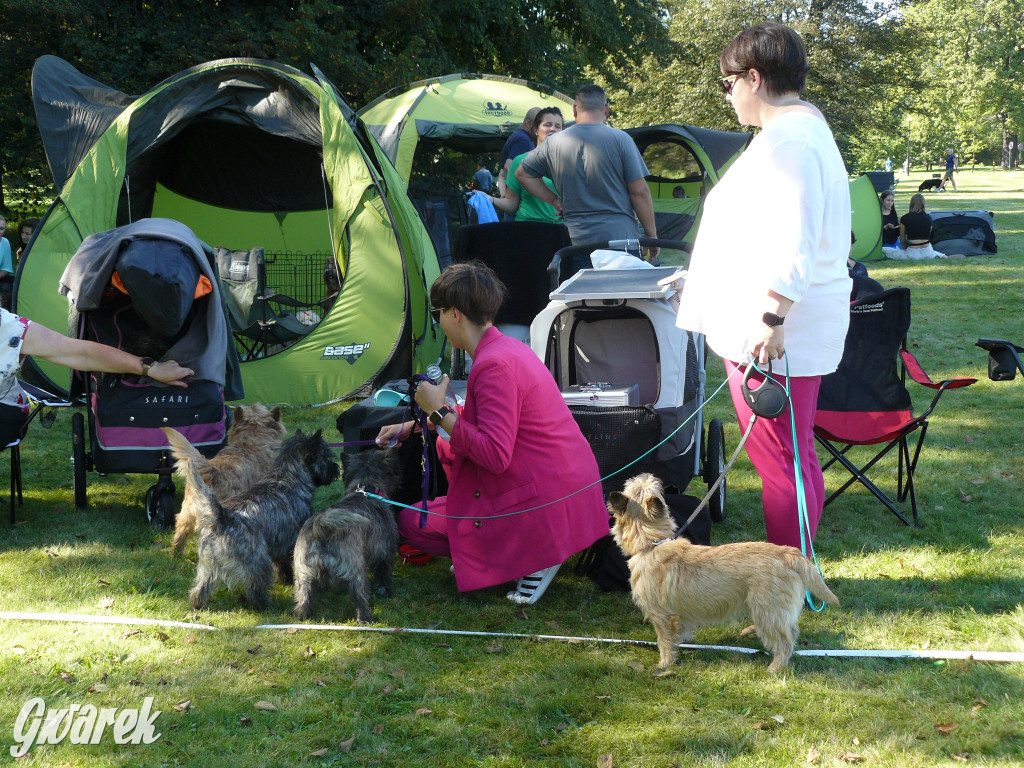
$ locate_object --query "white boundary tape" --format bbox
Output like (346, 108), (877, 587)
(3, 615), (1021, 662)
(256, 623), (1024, 663)
(0, 612), (220, 631)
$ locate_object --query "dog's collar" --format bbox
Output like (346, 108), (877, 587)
(645, 537), (674, 550)
(356, 485), (387, 500)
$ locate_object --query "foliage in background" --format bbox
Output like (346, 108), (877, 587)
(0, 0), (670, 216)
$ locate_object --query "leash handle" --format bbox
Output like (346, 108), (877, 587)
(407, 373), (434, 529)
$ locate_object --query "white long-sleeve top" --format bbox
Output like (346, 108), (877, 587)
(677, 111), (852, 377)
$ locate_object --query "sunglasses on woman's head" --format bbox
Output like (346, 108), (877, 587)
(430, 307), (446, 323)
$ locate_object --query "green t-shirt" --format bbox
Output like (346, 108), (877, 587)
(506, 152), (560, 224)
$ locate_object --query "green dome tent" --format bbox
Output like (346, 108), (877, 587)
(849, 174), (884, 261)
(358, 73), (574, 186)
(625, 123), (752, 248)
(18, 56), (442, 406)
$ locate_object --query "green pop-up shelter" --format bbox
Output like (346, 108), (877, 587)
(18, 56), (442, 405)
(358, 73), (574, 186)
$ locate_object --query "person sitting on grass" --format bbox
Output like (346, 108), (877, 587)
(882, 193), (962, 260)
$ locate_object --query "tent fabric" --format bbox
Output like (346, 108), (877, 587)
(19, 57), (442, 406)
(928, 210), (997, 255)
(626, 124), (752, 181)
(849, 174), (884, 262)
(358, 73), (574, 184)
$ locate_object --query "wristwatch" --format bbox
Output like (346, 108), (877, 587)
(762, 312), (785, 328)
(429, 405), (454, 426)
(140, 357), (156, 377)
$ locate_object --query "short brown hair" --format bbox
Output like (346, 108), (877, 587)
(430, 261), (508, 326)
(720, 23), (810, 97)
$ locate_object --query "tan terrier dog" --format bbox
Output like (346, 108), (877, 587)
(163, 404), (286, 556)
(608, 473), (839, 673)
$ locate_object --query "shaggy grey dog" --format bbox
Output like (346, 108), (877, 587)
(293, 448), (402, 622)
(181, 429), (340, 611)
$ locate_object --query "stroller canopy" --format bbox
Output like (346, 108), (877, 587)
(19, 56), (442, 405)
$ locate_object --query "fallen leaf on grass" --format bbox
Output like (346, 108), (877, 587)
(935, 721), (960, 734)
(372, 724), (384, 735)
(173, 700), (191, 712)
(958, 489), (973, 503)
(239, 716), (252, 726)
(839, 752), (863, 763)
(753, 716), (783, 730)
(97, 579), (110, 587)
(973, 698), (988, 710)
(315, 679), (326, 687)
(122, 629), (140, 639)
(247, 644), (262, 654)
(380, 685), (395, 696)
(183, 634), (197, 644)
(88, 683), (109, 693)
(415, 708), (432, 716)
(390, 669), (406, 678)
(556, 723), (568, 732)
(310, 748), (329, 757)
(158, 678), (167, 686)
(254, 701), (277, 711)
(11, 645), (26, 655)
(338, 737), (354, 752)
(99, 596), (115, 608)
(155, 632), (169, 642)
(302, 646), (316, 658)
(58, 671), (76, 683)
(852, 737), (860, 746)
(952, 754), (970, 761)
(807, 745), (821, 764)
(652, 668), (675, 678)
(597, 754), (613, 768)
(141, 664), (153, 675)
(969, 478), (984, 485)
(484, 641), (504, 654)
(541, 738), (550, 746)
(595, 695), (612, 701)
(626, 661), (644, 673)
(287, 627), (298, 634)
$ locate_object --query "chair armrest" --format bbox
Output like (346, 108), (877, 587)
(17, 380), (72, 408)
(899, 349), (977, 420)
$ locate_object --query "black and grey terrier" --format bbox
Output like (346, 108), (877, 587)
(293, 449), (402, 622)
(181, 428), (340, 611)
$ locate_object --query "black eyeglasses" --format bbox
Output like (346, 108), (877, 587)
(719, 73), (746, 95)
(430, 307), (446, 323)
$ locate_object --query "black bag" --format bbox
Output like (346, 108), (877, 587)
(0, 403), (29, 447)
(575, 493), (712, 592)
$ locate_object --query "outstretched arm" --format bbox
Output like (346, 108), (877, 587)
(21, 321), (193, 387)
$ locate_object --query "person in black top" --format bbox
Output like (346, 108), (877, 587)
(882, 193), (956, 260)
(879, 190), (899, 246)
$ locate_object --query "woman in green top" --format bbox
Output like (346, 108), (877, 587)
(492, 107), (563, 223)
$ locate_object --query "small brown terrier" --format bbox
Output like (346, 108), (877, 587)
(608, 473), (839, 673)
(164, 404), (287, 556)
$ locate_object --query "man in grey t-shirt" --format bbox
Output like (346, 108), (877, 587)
(516, 84), (658, 261)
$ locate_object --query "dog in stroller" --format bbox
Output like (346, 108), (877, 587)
(58, 218), (242, 527)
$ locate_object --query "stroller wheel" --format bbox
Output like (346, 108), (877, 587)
(146, 486), (176, 529)
(71, 412), (88, 509)
(703, 418), (727, 523)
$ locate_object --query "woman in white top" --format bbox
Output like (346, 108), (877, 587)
(671, 23), (851, 548)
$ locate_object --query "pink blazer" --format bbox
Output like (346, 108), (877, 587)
(444, 327), (609, 591)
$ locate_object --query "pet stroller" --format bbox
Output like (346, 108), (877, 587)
(59, 219), (242, 527)
(530, 241), (726, 521)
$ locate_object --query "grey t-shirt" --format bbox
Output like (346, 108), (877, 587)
(519, 123), (649, 243)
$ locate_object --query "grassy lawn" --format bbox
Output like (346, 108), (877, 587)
(1, 168), (1023, 766)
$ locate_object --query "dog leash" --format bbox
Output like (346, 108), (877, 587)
(358, 367), (741, 521)
(652, 413), (757, 546)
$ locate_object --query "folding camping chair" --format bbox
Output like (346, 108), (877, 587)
(814, 287), (977, 526)
(4, 380), (72, 524)
(214, 246), (314, 360)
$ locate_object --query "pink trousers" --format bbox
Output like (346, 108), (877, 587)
(397, 432), (454, 557)
(724, 360), (824, 549)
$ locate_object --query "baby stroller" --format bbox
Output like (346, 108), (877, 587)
(530, 241), (726, 521)
(59, 219), (241, 527)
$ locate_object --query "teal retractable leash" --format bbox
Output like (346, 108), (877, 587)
(744, 355), (828, 612)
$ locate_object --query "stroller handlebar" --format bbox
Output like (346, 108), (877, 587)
(547, 238), (692, 289)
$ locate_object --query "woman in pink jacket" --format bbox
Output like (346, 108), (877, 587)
(376, 262), (608, 604)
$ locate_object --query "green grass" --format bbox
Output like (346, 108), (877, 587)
(2, 169), (1024, 766)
